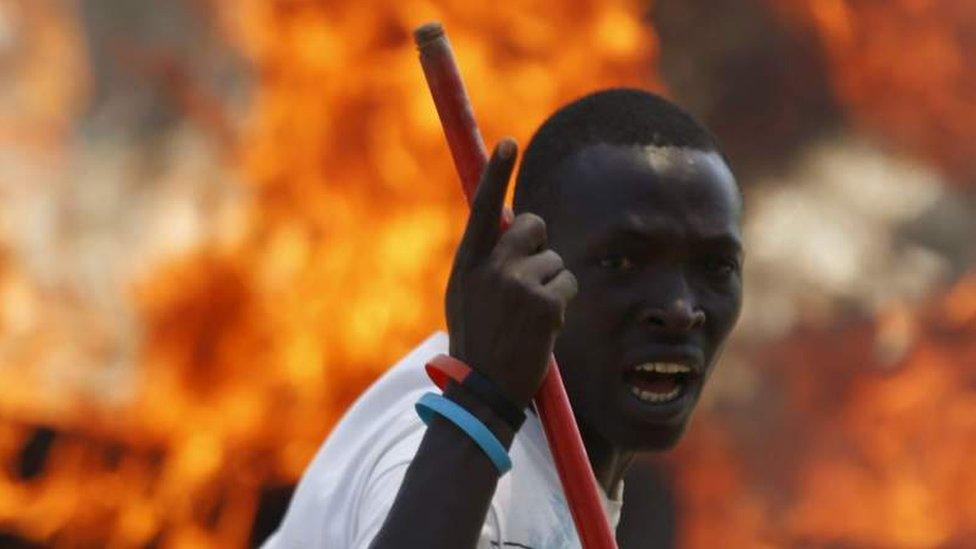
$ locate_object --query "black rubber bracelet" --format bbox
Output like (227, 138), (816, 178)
(461, 369), (526, 431)
(443, 380), (515, 449)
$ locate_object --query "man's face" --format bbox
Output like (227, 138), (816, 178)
(544, 142), (743, 451)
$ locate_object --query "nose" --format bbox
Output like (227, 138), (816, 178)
(638, 297), (706, 332)
(639, 301), (706, 331)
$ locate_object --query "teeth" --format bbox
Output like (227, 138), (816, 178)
(630, 385), (682, 403)
(634, 362), (691, 374)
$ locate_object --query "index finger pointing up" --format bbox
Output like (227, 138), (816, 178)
(457, 138), (517, 266)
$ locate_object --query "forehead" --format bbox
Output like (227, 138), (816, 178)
(549, 143), (741, 241)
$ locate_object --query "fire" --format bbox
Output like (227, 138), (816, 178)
(771, 0), (976, 180)
(191, 0), (658, 480)
(671, 272), (976, 547)
(2, 0), (975, 546)
(0, 0), (88, 150)
(1, 0), (659, 545)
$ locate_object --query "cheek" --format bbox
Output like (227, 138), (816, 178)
(558, 291), (620, 369)
(566, 285), (631, 337)
(702, 290), (742, 340)
(559, 295), (632, 395)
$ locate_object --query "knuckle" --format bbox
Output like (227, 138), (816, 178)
(542, 249), (564, 269)
(515, 213), (546, 236)
(521, 212), (545, 228)
(499, 267), (525, 290)
(496, 229), (520, 249)
(526, 214), (547, 236)
(565, 270), (579, 293)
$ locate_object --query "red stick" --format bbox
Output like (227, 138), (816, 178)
(414, 22), (618, 549)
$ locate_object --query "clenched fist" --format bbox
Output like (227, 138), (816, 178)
(446, 139), (578, 410)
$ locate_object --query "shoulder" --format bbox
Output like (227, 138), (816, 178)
(267, 332), (448, 547)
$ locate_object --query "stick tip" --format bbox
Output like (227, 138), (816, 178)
(413, 21), (445, 48)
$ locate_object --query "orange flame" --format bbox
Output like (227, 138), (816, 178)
(3, 0), (976, 546)
(672, 272), (976, 547)
(0, 0), (89, 150)
(1, 1), (660, 545)
(772, 0), (976, 179)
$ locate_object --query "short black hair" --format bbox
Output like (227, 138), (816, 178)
(514, 88), (725, 213)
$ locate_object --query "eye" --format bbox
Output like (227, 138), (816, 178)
(704, 257), (739, 279)
(599, 254), (636, 272)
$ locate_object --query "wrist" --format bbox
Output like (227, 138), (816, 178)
(416, 390), (513, 475)
(428, 353), (528, 430)
(462, 369), (527, 430)
(447, 339), (534, 409)
(479, 373), (533, 411)
(444, 381), (516, 448)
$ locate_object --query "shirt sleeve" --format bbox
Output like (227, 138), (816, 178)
(350, 430), (502, 548)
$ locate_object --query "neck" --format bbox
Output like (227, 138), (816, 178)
(579, 422), (634, 496)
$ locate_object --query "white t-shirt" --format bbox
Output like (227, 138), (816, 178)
(264, 331), (623, 548)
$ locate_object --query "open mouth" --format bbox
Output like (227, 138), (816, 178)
(623, 362), (694, 404)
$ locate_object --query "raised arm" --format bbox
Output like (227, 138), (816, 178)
(368, 140), (578, 548)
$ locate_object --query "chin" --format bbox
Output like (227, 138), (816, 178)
(567, 381), (702, 454)
(595, 378), (704, 452)
(610, 420), (690, 452)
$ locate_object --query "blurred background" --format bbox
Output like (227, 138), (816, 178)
(0, 0), (973, 547)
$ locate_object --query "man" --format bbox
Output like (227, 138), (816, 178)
(265, 88), (743, 548)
